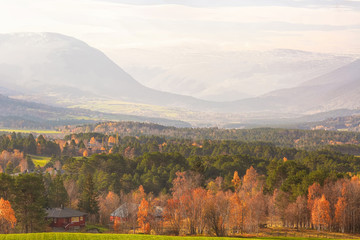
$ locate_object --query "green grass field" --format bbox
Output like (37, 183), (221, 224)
(29, 155), (51, 167)
(0, 129), (60, 134)
(0, 233), (341, 240)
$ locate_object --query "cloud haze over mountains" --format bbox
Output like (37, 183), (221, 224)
(0, 32), (359, 125)
(1, 0), (359, 101)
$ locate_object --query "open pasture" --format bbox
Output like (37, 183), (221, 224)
(29, 155), (51, 167)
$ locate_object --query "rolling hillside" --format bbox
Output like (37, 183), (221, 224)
(225, 59), (360, 114)
(0, 94), (191, 129)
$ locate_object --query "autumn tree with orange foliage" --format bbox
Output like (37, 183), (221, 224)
(285, 195), (308, 228)
(133, 185), (146, 204)
(338, 176), (360, 233)
(229, 192), (244, 233)
(189, 187), (207, 234)
(335, 196), (347, 233)
(137, 198), (150, 234)
(113, 217), (121, 232)
(238, 166), (266, 233)
(307, 182), (322, 227)
(170, 171), (202, 235)
(204, 190), (230, 237)
(0, 198), (16, 233)
(165, 198), (182, 235)
(311, 194), (331, 230)
(99, 191), (120, 225)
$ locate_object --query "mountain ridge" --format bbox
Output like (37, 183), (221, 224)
(0, 32), (216, 111)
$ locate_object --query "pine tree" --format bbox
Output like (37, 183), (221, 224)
(0, 173), (14, 200)
(78, 174), (99, 222)
(14, 174), (47, 233)
(48, 175), (69, 208)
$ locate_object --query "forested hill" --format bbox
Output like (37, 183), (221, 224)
(305, 114), (360, 132)
(63, 121), (360, 150)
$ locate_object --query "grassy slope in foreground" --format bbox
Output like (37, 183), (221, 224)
(0, 233), (352, 240)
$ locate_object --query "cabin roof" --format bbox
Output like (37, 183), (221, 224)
(110, 203), (138, 218)
(110, 203), (164, 218)
(46, 207), (87, 218)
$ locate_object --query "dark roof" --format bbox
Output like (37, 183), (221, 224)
(46, 207), (87, 218)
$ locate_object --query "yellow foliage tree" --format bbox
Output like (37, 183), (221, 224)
(83, 150), (89, 157)
(231, 171), (241, 190)
(108, 136), (116, 145)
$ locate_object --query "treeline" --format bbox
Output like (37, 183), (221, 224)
(57, 141), (360, 198)
(0, 133), (60, 156)
(0, 133), (60, 174)
(63, 121), (360, 150)
(118, 168), (360, 236)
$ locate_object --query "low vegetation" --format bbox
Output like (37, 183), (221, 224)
(0, 233), (349, 240)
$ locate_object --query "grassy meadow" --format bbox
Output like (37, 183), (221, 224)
(0, 129), (60, 134)
(29, 155), (51, 167)
(0, 233), (348, 240)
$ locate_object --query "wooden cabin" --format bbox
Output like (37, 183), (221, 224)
(46, 207), (87, 230)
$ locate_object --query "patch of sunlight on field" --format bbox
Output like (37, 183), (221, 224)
(29, 155), (51, 167)
(0, 129), (59, 134)
(68, 100), (194, 119)
(0, 233), (346, 240)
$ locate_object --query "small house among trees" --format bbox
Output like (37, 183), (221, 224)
(110, 201), (164, 233)
(110, 202), (139, 222)
(46, 207), (87, 230)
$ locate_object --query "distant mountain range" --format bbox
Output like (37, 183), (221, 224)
(0, 32), (213, 111)
(225, 59), (360, 114)
(0, 32), (359, 126)
(115, 47), (356, 101)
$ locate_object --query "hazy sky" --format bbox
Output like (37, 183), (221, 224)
(1, 0), (360, 54)
(1, 0), (360, 99)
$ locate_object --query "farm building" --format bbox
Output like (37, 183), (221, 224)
(110, 202), (139, 222)
(110, 203), (164, 221)
(110, 202), (164, 233)
(46, 207), (87, 230)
